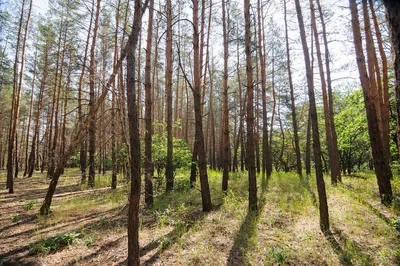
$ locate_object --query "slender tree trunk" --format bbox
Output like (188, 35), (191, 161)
(165, 0), (174, 191)
(193, 0), (212, 212)
(284, 0), (301, 176)
(144, 0), (154, 204)
(221, 0), (230, 192)
(316, 0), (341, 182)
(305, 111), (311, 175)
(295, 0), (329, 232)
(309, 0), (340, 185)
(88, 0), (101, 188)
(244, 0), (257, 211)
(24, 50), (37, 177)
(383, 0), (400, 158)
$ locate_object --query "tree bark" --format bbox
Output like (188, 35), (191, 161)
(244, 0), (257, 211)
(284, 0), (302, 176)
(144, 0), (154, 205)
(165, 0), (174, 191)
(350, 0), (392, 204)
(295, 0), (329, 232)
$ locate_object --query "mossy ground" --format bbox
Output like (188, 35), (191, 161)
(0, 169), (399, 265)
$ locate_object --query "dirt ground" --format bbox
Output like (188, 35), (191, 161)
(1, 170), (399, 265)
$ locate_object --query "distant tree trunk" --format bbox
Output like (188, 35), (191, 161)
(111, 0), (121, 190)
(369, 0), (390, 168)
(316, 0), (341, 183)
(258, 0), (271, 178)
(284, 0), (302, 176)
(144, 0), (154, 205)
(295, 0), (329, 232)
(24, 51), (37, 177)
(7, 0), (31, 192)
(349, 0), (392, 204)
(165, 0), (174, 192)
(383, 0), (400, 158)
(244, 0), (257, 211)
(28, 47), (47, 177)
(221, 0), (230, 192)
(78, 1), (93, 183)
(309, 0), (340, 185)
(305, 111), (311, 175)
(208, 57), (216, 171)
(88, 0), (101, 188)
(193, 0), (212, 212)
(49, 9), (68, 178)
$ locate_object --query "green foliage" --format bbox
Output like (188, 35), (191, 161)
(24, 200), (38, 211)
(151, 133), (192, 171)
(29, 232), (81, 255)
(267, 244), (288, 264)
(335, 89), (371, 173)
(11, 215), (19, 223)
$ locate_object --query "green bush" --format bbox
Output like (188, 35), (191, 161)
(29, 232), (81, 255)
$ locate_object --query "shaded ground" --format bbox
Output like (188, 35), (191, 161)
(0, 169), (399, 265)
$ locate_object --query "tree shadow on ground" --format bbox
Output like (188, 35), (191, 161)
(226, 176), (269, 265)
(0, 208), (126, 264)
(324, 230), (353, 266)
(300, 174), (318, 208)
(111, 208), (209, 266)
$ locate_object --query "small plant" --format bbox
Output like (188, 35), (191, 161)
(11, 215), (19, 223)
(29, 232), (81, 255)
(267, 244), (288, 264)
(390, 218), (400, 231)
(83, 236), (95, 246)
(25, 200), (37, 211)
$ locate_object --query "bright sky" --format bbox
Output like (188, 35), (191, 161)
(32, 0), (48, 14)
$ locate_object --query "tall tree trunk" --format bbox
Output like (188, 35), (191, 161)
(284, 0), (301, 176)
(78, 0), (93, 183)
(295, 0), (329, 232)
(221, 0), (230, 192)
(349, 0), (392, 204)
(258, 0), (271, 178)
(309, 0), (340, 185)
(383, 0), (400, 158)
(127, 0), (149, 264)
(144, 0), (154, 204)
(165, 0), (174, 191)
(88, 0), (101, 188)
(244, 0), (257, 211)
(193, 0), (212, 212)
(24, 50), (37, 177)
(316, 0), (341, 182)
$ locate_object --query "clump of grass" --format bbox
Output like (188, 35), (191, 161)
(267, 244), (288, 264)
(11, 215), (19, 223)
(24, 199), (37, 211)
(29, 232), (81, 255)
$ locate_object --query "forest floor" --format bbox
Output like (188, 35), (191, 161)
(1, 169), (400, 265)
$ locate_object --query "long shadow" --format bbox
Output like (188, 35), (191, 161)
(324, 230), (353, 266)
(0, 209), (126, 264)
(2, 207), (121, 242)
(227, 176), (269, 265)
(300, 175), (318, 208)
(338, 184), (393, 225)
